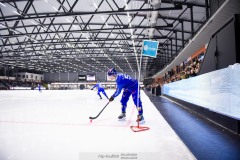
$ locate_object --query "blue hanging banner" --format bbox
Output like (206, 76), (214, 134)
(142, 40), (159, 58)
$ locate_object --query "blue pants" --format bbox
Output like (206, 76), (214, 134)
(98, 88), (108, 99)
(120, 88), (143, 115)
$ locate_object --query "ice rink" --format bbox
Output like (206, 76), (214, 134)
(0, 90), (195, 160)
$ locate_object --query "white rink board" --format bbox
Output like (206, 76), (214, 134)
(162, 64), (240, 119)
(0, 90), (196, 160)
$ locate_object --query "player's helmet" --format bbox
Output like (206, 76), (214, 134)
(107, 68), (117, 76)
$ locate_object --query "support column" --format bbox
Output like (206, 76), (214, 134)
(175, 31), (178, 56)
(189, 5), (194, 37)
(181, 20), (184, 48)
(205, 0), (210, 19)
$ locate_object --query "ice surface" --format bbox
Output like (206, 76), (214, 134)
(0, 90), (195, 160)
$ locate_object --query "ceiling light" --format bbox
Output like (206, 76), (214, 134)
(93, 2), (98, 9)
(169, 10), (172, 15)
(30, 21), (37, 25)
(101, 16), (105, 21)
(52, 6), (58, 11)
(13, 10), (21, 15)
(0, 2), (6, 7)
(66, 19), (71, 23)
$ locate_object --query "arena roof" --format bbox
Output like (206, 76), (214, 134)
(0, 0), (208, 74)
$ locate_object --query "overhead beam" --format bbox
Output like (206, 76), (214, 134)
(0, 39), (186, 48)
(0, 0), (206, 7)
(0, 5), (182, 23)
(0, 27), (193, 38)
(79, 24), (173, 32)
(161, 0), (207, 7)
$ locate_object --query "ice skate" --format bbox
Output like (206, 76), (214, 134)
(136, 115), (145, 124)
(118, 113), (126, 121)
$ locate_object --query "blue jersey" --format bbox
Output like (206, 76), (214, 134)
(111, 73), (138, 98)
(92, 83), (104, 90)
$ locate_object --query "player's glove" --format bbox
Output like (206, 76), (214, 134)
(109, 97), (114, 102)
